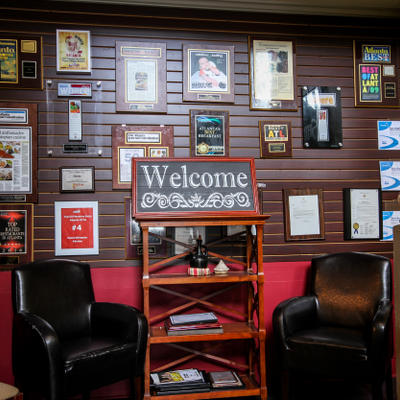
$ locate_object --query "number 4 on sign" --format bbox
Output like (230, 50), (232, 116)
(72, 225), (82, 231)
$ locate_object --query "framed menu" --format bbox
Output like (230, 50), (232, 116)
(115, 41), (167, 113)
(249, 37), (297, 111)
(353, 40), (400, 107)
(112, 125), (174, 189)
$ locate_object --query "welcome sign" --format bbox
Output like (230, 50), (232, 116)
(132, 158), (259, 217)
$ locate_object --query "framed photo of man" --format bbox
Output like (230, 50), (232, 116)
(183, 44), (234, 103)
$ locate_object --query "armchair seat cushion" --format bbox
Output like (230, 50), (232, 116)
(286, 325), (371, 377)
(63, 336), (137, 393)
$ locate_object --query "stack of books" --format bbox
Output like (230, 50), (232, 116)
(165, 312), (223, 336)
(150, 368), (210, 395)
(208, 370), (244, 389)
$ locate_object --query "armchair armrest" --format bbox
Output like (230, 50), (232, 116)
(369, 299), (392, 365)
(13, 312), (63, 399)
(273, 296), (318, 349)
(90, 302), (148, 375)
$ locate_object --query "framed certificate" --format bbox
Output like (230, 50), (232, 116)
(183, 43), (234, 103)
(259, 121), (291, 158)
(283, 188), (325, 241)
(56, 30), (91, 73)
(343, 188), (382, 240)
(190, 110), (229, 157)
(112, 125), (174, 189)
(115, 41), (167, 113)
(249, 37), (297, 111)
(0, 203), (33, 269)
(59, 167), (95, 193)
(54, 201), (99, 256)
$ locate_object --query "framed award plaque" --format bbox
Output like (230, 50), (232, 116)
(0, 203), (33, 269)
(112, 125), (174, 189)
(259, 121), (291, 157)
(115, 41), (167, 113)
(353, 40), (400, 107)
(190, 110), (229, 157)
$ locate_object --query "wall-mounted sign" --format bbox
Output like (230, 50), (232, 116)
(377, 120), (400, 150)
(54, 201), (99, 256)
(380, 161), (400, 190)
(132, 158), (259, 218)
(302, 86), (342, 149)
(259, 121), (292, 158)
(190, 110), (229, 157)
(0, 35), (43, 90)
(68, 99), (82, 141)
(0, 203), (33, 268)
(56, 30), (91, 73)
(353, 40), (399, 107)
(112, 125), (174, 189)
(58, 83), (92, 97)
(115, 41), (167, 113)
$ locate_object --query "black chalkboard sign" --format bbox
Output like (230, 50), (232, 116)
(132, 158), (259, 218)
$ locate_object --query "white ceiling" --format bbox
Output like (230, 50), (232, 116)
(56, 0), (400, 18)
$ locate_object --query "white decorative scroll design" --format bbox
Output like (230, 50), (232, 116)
(141, 192), (251, 209)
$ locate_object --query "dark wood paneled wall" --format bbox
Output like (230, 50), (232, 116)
(0, 2), (398, 266)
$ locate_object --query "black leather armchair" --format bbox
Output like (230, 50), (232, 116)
(273, 252), (393, 400)
(12, 259), (148, 400)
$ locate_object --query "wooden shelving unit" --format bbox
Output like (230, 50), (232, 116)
(138, 215), (269, 400)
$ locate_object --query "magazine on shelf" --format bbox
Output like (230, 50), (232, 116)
(209, 370), (244, 389)
(150, 368), (205, 386)
(169, 312), (218, 326)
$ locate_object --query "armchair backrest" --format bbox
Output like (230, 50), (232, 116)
(310, 252), (391, 329)
(12, 259), (94, 340)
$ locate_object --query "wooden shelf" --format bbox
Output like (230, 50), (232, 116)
(150, 322), (258, 343)
(145, 271), (258, 285)
(150, 374), (260, 399)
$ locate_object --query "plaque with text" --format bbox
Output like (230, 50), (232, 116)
(302, 86), (342, 149)
(116, 41), (167, 113)
(0, 34), (43, 90)
(353, 40), (400, 107)
(132, 158), (259, 218)
(259, 120), (292, 157)
(0, 203), (33, 268)
(112, 125), (174, 189)
(190, 110), (229, 157)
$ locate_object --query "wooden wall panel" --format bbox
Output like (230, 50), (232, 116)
(0, 2), (399, 266)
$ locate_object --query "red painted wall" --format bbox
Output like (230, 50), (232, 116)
(0, 260), (362, 398)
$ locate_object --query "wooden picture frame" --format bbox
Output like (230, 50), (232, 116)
(0, 102), (37, 203)
(259, 120), (292, 158)
(0, 203), (33, 269)
(56, 29), (91, 73)
(353, 40), (400, 107)
(190, 110), (229, 157)
(59, 166), (95, 193)
(249, 37), (297, 111)
(283, 188), (325, 241)
(132, 157), (260, 219)
(0, 34), (43, 90)
(112, 125), (174, 190)
(115, 41), (167, 113)
(183, 43), (234, 103)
